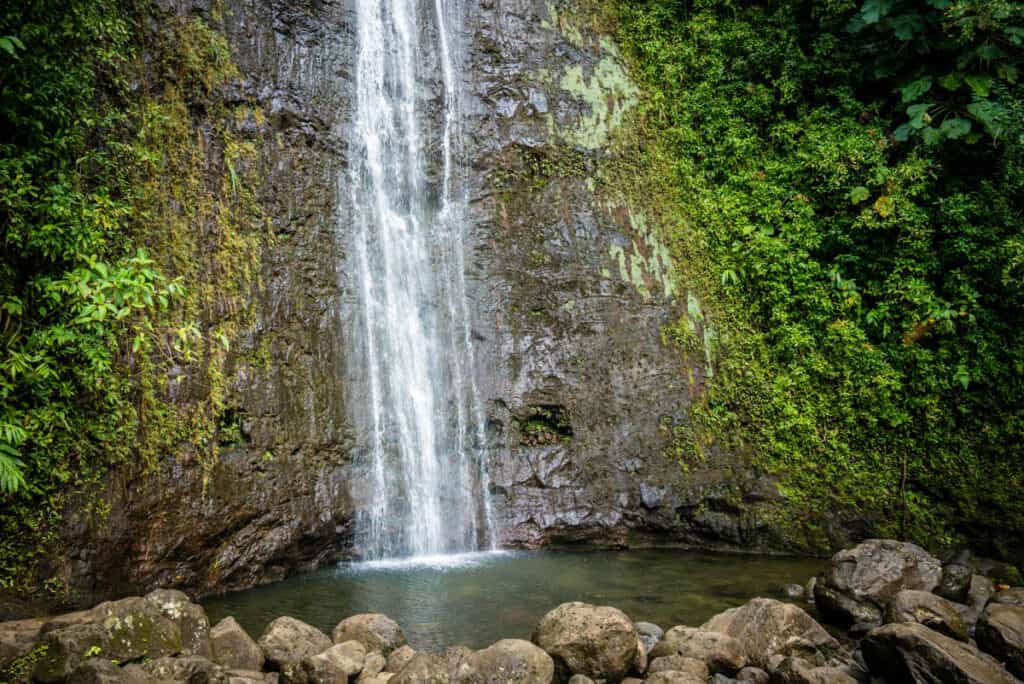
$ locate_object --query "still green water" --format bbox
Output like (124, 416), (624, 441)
(203, 549), (823, 650)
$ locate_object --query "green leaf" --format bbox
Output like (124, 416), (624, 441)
(938, 73), (963, 91)
(964, 75), (993, 97)
(921, 126), (943, 145)
(925, 0), (950, 7)
(939, 117), (971, 139)
(900, 76), (932, 103)
(860, 0), (894, 25)
(954, 366), (970, 390)
(849, 186), (871, 204)
(893, 123), (912, 141)
(907, 103), (933, 129)
(967, 100), (1003, 135)
(890, 14), (924, 40)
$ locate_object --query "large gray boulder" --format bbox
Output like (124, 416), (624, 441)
(144, 589), (212, 658)
(646, 655), (708, 680)
(452, 639), (554, 684)
(885, 589), (969, 641)
(813, 540), (941, 628)
(937, 561), (974, 603)
(33, 598), (183, 683)
(768, 657), (856, 684)
(643, 671), (705, 684)
(635, 623), (663, 656)
(991, 589), (1024, 608)
(862, 622), (1017, 684)
(391, 652), (450, 684)
(258, 617), (332, 684)
(387, 646), (417, 674)
(532, 602), (639, 682)
(701, 599), (839, 669)
(975, 603), (1024, 679)
(648, 627), (746, 675)
(0, 618), (44, 674)
(302, 640), (367, 684)
(211, 617), (264, 671)
(333, 615), (406, 656)
(140, 655), (227, 683)
(67, 658), (151, 684)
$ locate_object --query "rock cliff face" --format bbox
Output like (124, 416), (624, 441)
(39, 0), (787, 611)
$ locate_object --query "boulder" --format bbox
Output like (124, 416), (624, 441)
(937, 562), (974, 603)
(884, 589), (969, 641)
(861, 622), (1017, 684)
(0, 618), (44, 673)
(211, 617), (264, 671)
(362, 653), (387, 678)
(813, 539), (941, 627)
(68, 658), (150, 684)
(701, 599), (839, 668)
(975, 603), (1024, 678)
(333, 615), (406, 655)
(643, 671), (705, 684)
(225, 670), (280, 684)
(736, 666), (770, 683)
(531, 602), (638, 681)
(144, 589), (212, 658)
(443, 647), (474, 674)
(302, 640), (367, 684)
(140, 655), (226, 683)
(391, 653), (450, 684)
(257, 617), (332, 684)
(387, 646), (417, 674)
(566, 676), (593, 684)
(635, 623), (663, 656)
(452, 639), (554, 684)
(34, 598), (183, 683)
(991, 588), (1024, 608)
(768, 657), (856, 684)
(649, 627), (746, 675)
(646, 655), (708, 680)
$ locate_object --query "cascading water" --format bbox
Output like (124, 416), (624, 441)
(345, 0), (496, 559)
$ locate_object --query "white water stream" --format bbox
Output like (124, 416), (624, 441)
(346, 0), (496, 559)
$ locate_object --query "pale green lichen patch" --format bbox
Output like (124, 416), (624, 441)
(604, 206), (677, 303)
(686, 292), (717, 379)
(558, 58), (639, 150)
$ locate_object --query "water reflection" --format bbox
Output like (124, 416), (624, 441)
(204, 549), (823, 650)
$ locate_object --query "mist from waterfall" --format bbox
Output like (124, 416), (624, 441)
(345, 0), (496, 559)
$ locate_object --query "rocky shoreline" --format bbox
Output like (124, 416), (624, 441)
(2, 539), (1022, 684)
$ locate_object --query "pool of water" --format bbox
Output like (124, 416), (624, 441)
(203, 549), (824, 650)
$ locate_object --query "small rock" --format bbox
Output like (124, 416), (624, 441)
(635, 623), (664, 657)
(140, 655), (226, 683)
(363, 653), (387, 678)
(782, 585), (804, 600)
(211, 617), (264, 671)
(975, 603), (1024, 678)
(647, 655), (708, 679)
(803, 578), (816, 605)
(644, 671), (705, 684)
(387, 645), (417, 674)
(333, 615), (407, 656)
(769, 657), (856, 684)
(391, 652), (450, 684)
(258, 617), (332, 684)
(226, 670), (280, 684)
(567, 676), (594, 684)
(937, 563), (974, 603)
(701, 599), (838, 669)
(532, 602), (638, 681)
(68, 658), (148, 684)
(303, 641), (367, 684)
(990, 588), (1024, 608)
(862, 622), (1017, 684)
(736, 667), (770, 683)
(649, 627), (746, 675)
(884, 589), (969, 641)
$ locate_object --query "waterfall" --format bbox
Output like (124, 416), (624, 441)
(345, 0), (496, 559)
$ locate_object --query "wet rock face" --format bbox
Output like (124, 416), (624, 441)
(464, 0), (782, 552)
(42, 0), (792, 609)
